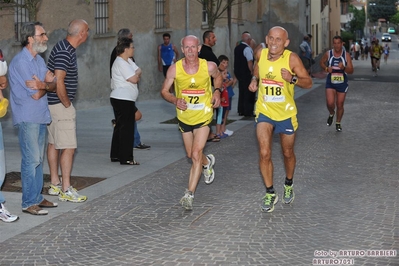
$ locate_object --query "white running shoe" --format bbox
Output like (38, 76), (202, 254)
(203, 154), (215, 184)
(224, 129), (234, 136)
(0, 203), (19, 222)
(48, 183), (62, 195)
(179, 189), (194, 210)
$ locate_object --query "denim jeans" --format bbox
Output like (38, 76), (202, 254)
(0, 123), (6, 204)
(17, 122), (46, 208)
(133, 121), (141, 147)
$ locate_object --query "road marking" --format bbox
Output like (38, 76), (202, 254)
(353, 78), (371, 81)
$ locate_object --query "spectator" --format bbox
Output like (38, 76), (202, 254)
(0, 48), (19, 222)
(110, 28), (150, 150)
(299, 35), (313, 76)
(217, 54), (235, 137)
(158, 33), (179, 77)
(234, 32), (255, 117)
(110, 37), (141, 165)
(198, 30), (221, 143)
(46, 19), (89, 203)
(9, 22), (58, 215)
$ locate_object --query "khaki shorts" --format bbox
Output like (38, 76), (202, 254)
(47, 103), (77, 149)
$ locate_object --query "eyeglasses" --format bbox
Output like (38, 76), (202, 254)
(34, 32), (47, 37)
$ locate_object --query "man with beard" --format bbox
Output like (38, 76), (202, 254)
(9, 22), (58, 215)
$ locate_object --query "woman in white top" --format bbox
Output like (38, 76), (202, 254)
(110, 38), (142, 165)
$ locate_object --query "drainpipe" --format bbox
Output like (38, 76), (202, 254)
(186, 0), (189, 35)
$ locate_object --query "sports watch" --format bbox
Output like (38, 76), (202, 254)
(290, 75), (298, 85)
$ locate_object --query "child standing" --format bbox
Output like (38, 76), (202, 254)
(215, 69), (229, 138)
(218, 55), (235, 136)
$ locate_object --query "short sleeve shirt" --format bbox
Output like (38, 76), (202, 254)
(47, 39), (78, 105)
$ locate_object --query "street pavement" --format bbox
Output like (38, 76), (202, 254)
(0, 51), (398, 265)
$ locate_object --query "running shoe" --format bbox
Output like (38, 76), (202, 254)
(224, 129), (234, 136)
(179, 189), (194, 210)
(283, 185), (295, 204)
(0, 203), (19, 222)
(336, 124), (342, 132)
(48, 183), (62, 196)
(203, 154), (215, 184)
(327, 113), (334, 126)
(59, 186), (87, 203)
(261, 192), (278, 212)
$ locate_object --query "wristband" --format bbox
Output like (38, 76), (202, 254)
(214, 88), (221, 93)
(251, 75), (258, 81)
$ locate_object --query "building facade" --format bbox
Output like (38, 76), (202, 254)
(0, 0), (312, 111)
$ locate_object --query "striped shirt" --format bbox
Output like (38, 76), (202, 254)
(47, 39), (78, 105)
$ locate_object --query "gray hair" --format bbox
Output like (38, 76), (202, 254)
(67, 19), (88, 36)
(21, 22), (42, 47)
(180, 35), (199, 47)
(117, 28), (131, 39)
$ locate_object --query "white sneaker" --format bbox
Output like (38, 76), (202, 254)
(0, 203), (19, 223)
(48, 183), (62, 195)
(179, 189), (194, 210)
(203, 154), (215, 184)
(59, 186), (87, 203)
(224, 129), (234, 136)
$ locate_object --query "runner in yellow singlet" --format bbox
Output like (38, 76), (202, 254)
(248, 26), (312, 213)
(161, 35), (222, 210)
(370, 40), (382, 76)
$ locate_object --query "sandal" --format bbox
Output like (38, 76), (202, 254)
(207, 135), (221, 142)
(216, 133), (228, 139)
(22, 205), (48, 215)
(120, 160), (140, 165)
(39, 198), (58, 208)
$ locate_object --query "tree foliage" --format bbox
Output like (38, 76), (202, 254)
(368, 0), (397, 22)
(195, 0), (252, 30)
(389, 11), (399, 25)
(0, 0), (41, 21)
(349, 5), (365, 34)
(341, 30), (355, 51)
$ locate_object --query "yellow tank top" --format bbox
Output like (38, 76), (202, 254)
(175, 58), (214, 125)
(255, 49), (297, 121)
(372, 45), (381, 58)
